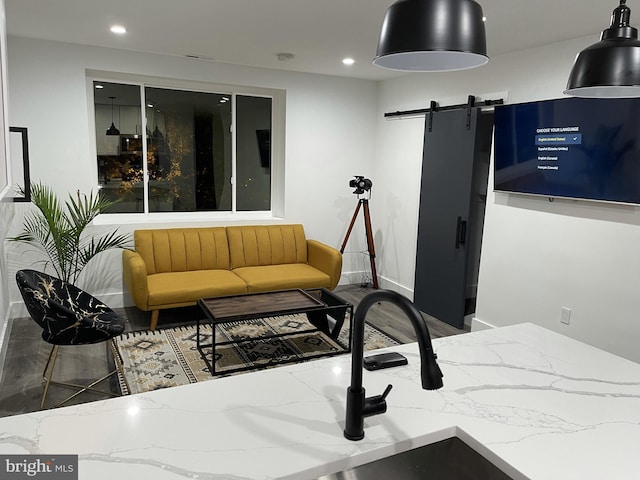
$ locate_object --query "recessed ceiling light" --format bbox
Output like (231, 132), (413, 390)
(147, 103), (154, 108)
(95, 84), (104, 89)
(342, 58), (355, 66)
(110, 25), (127, 35)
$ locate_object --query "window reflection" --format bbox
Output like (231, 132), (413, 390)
(237, 95), (272, 212)
(93, 81), (272, 213)
(95, 81), (143, 213)
(144, 87), (232, 212)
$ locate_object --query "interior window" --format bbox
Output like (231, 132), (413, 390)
(93, 80), (273, 214)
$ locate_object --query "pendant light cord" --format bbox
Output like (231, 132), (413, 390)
(109, 96), (116, 124)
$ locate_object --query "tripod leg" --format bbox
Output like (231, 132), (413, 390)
(362, 200), (379, 289)
(340, 200), (363, 254)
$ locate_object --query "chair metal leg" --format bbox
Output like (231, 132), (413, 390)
(40, 345), (59, 410)
(39, 340), (129, 410)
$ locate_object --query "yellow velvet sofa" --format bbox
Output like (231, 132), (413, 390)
(122, 224), (342, 330)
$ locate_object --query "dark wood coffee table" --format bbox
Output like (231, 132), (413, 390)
(196, 288), (352, 376)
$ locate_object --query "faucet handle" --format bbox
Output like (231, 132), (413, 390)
(363, 384), (394, 418)
(380, 384), (393, 400)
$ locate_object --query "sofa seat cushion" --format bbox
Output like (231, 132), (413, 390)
(147, 270), (248, 307)
(232, 264), (332, 292)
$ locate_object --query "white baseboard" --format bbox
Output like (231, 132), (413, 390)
(100, 292), (129, 309)
(338, 271), (367, 286)
(339, 270), (414, 298)
(464, 314), (474, 330)
(469, 316), (497, 332)
(377, 275), (413, 299)
(9, 301), (27, 320)
(0, 306), (13, 382)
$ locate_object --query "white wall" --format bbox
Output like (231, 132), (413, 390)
(8, 32), (640, 365)
(374, 34), (640, 363)
(0, 201), (16, 377)
(4, 36), (379, 314)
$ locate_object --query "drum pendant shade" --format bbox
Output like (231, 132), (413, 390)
(373, 0), (488, 72)
(566, 0), (640, 98)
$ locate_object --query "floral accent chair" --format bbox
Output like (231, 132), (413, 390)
(15, 269), (128, 409)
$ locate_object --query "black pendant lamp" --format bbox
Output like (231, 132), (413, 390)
(565, 0), (640, 97)
(373, 0), (488, 72)
(106, 96), (120, 136)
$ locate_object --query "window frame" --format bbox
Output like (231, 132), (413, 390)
(87, 70), (285, 224)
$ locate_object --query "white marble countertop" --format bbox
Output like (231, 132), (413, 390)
(1, 322), (639, 479)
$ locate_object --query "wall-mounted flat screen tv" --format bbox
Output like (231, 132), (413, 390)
(494, 97), (640, 205)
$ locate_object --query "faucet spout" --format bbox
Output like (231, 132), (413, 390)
(344, 289), (443, 441)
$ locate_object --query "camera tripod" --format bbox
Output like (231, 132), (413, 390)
(340, 198), (379, 289)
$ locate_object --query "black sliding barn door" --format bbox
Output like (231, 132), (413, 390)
(413, 107), (483, 329)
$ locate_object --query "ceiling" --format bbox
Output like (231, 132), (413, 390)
(4, 0), (619, 81)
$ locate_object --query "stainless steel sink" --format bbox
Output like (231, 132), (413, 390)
(317, 435), (523, 480)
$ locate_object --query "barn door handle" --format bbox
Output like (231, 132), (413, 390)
(455, 216), (467, 248)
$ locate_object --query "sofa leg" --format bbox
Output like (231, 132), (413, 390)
(150, 310), (159, 331)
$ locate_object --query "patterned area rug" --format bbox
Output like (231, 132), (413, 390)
(115, 314), (399, 395)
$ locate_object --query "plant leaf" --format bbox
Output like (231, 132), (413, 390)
(9, 182), (131, 285)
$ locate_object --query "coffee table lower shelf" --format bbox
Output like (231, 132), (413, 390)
(196, 325), (347, 376)
(196, 289), (353, 377)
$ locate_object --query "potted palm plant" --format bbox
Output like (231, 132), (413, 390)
(10, 182), (131, 285)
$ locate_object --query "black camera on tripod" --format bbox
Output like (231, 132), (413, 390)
(349, 176), (373, 195)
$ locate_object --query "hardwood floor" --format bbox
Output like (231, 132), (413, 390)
(0, 284), (468, 417)
(334, 285), (468, 343)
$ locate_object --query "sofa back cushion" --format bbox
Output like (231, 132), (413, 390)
(227, 224), (308, 269)
(135, 227), (230, 274)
